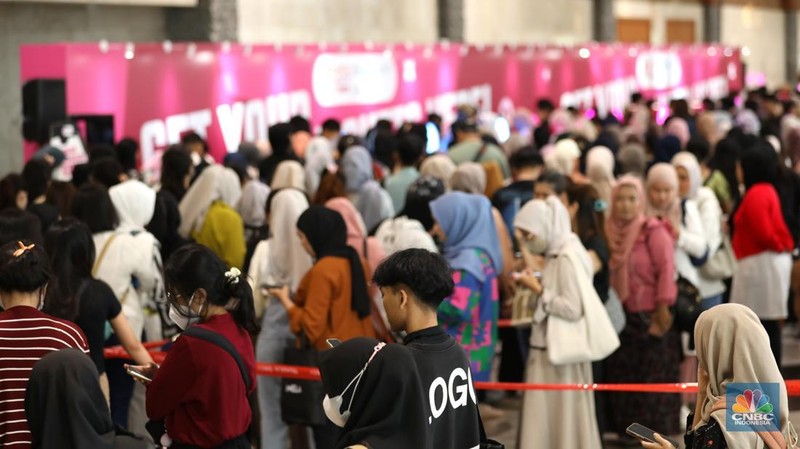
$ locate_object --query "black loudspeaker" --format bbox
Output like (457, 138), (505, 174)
(22, 79), (66, 143)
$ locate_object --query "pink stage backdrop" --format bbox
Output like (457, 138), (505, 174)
(20, 42), (743, 168)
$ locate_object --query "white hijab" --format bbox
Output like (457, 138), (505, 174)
(514, 196), (591, 274)
(270, 160), (306, 192)
(178, 165), (242, 239)
(267, 189), (313, 291)
(545, 139), (581, 176)
(671, 152), (703, 200)
(237, 180), (271, 227)
(109, 180), (156, 231)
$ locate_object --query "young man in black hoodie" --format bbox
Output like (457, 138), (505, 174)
(373, 248), (481, 449)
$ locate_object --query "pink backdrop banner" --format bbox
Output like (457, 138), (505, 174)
(20, 42), (743, 167)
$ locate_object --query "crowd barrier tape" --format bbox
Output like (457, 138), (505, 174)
(104, 344), (800, 395)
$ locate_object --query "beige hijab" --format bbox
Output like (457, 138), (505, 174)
(420, 155), (457, 190)
(270, 160), (306, 192)
(178, 165), (242, 239)
(450, 162), (487, 195)
(695, 304), (793, 449)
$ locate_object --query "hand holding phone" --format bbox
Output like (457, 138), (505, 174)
(124, 363), (157, 384)
(626, 423), (679, 448)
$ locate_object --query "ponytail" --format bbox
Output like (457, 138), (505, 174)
(222, 268), (260, 334)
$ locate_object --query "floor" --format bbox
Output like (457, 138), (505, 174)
(484, 325), (800, 449)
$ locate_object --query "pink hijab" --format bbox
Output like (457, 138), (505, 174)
(324, 197), (387, 277)
(645, 162), (682, 233)
(606, 175), (646, 301)
(665, 117), (690, 149)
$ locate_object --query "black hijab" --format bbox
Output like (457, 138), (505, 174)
(318, 337), (427, 449)
(297, 206), (371, 318)
(25, 350), (125, 449)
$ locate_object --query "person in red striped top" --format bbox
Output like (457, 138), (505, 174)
(0, 241), (89, 449)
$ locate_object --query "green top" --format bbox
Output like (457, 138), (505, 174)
(447, 140), (511, 179)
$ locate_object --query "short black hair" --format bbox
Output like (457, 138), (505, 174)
(289, 116), (312, 134)
(452, 119), (478, 134)
(538, 169), (567, 194)
(537, 99), (555, 112)
(22, 159), (52, 200)
(160, 147), (192, 199)
(396, 135), (426, 166)
(630, 92), (643, 104)
(0, 209), (43, 247)
(373, 248), (454, 311)
(720, 96), (736, 111)
(510, 145), (543, 170)
(181, 132), (209, 154)
(686, 136), (711, 164)
(71, 184), (118, 233)
(115, 138), (139, 172)
(0, 240), (50, 294)
(0, 174), (26, 212)
(322, 118), (341, 133)
(90, 158), (123, 189)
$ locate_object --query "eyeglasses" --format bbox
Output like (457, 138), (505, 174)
(165, 291), (183, 302)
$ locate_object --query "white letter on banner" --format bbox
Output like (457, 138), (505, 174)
(217, 102), (245, 153)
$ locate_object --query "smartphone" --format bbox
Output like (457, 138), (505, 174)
(126, 366), (152, 383)
(626, 423), (679, 448)
(326, 338), (342, 348)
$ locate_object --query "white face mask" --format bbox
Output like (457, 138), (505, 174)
(168, 294), (201, 330)
(524, 236), (549, 255)
(322, 342), (385, 428)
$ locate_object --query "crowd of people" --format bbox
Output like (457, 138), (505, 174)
(0, 89), (798, 449)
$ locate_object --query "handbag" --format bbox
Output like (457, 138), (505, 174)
(281, 335), (326, 426)
(546, 251), (621, 365)
(509, 287), (535, 328)
(673, 276), (703, 334)
(699, 237), (736, 280)
(604, 289), (626, 334)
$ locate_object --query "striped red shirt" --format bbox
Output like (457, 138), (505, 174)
(0, 306), (89, 448)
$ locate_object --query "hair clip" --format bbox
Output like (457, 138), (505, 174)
(12, 242), (34, 258)
(224, 267), (241, 285)
(594, 199), (608, 212)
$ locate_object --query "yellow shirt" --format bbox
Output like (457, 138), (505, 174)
(192, 201), (246, 269)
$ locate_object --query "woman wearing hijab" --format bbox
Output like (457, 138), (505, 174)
(25, 349), (148, 449)
(586, 146), (616, 216)
(451, 163), (516, 302)
(270, 160), (306, 193)
(665, 117), (691, 150)
(339, 146), (394, 232)
(428, 192), (501, 383)
(450, 162), (486, 195)
(642, 304), (797, 449)
(513, 197), (602, 449)
(419, 154), (457, 190)
(178, 165), (246, 269)
(325, 198), (390, 340)
(545, 138), (582, 181)
(374, 176), (441, 255)
(605, 175), (681, 441)
(248, 189), (312, 449)
(317, 338), (426, 449)
(618, 142), (648, 179)
(730, 146), (794, 366)
(236, 175), (270, 271)
(672, 152), (726, 309)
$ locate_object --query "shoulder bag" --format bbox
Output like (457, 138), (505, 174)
(281, 334), (327, 426)
(546, 251), (621, 365)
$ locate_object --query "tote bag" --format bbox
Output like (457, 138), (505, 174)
(546, 250), (620, 365)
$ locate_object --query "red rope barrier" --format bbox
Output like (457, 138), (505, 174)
(104, 347), (800, 395)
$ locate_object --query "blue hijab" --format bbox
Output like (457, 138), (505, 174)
(429, 192), (502, 281)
